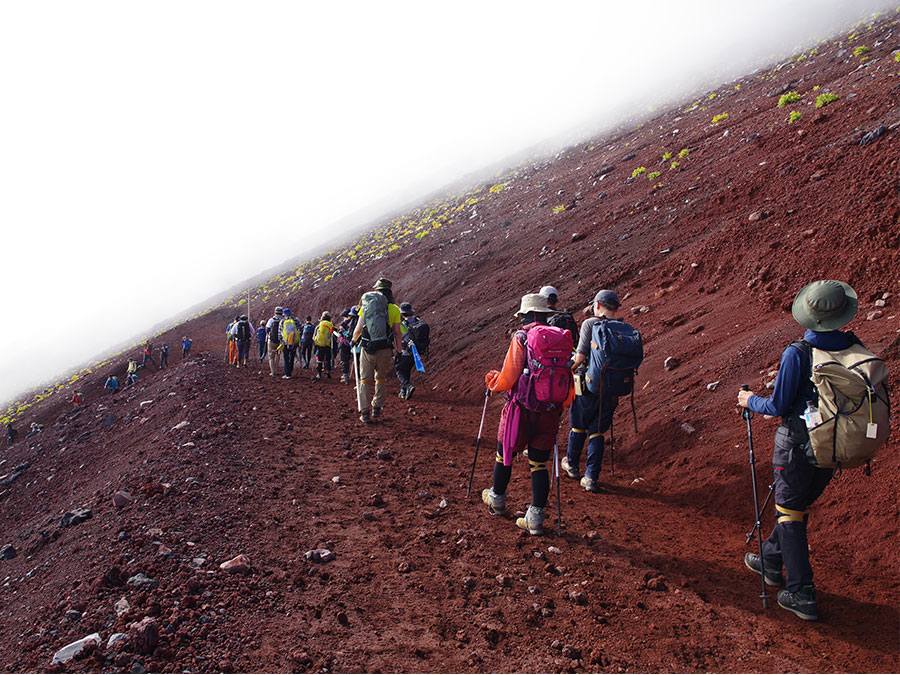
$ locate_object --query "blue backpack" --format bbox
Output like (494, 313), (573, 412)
(585, 319), (643, 397)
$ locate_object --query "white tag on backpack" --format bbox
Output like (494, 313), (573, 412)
(866, 423), (878, 439)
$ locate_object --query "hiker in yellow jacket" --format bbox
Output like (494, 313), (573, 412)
(313, 312), (335, 381)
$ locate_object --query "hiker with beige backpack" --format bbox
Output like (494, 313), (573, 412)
(737, 280), (890, 622)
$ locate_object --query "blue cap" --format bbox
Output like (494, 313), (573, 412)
(283, 308), (292, 316)
(593, 289), (621, 309)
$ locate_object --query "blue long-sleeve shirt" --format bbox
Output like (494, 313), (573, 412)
(747, 329), (856, 418)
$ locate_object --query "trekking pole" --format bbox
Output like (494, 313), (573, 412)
(745, 483), (775, 545)
(554, 437), (562, 536)
(609, 419), (615, 476)
(465, 389), (491, 498)
(741, 384), (769, 609)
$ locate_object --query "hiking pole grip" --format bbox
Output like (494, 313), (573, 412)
(740, 384), (753, 421)
(466, 389), (491, 498)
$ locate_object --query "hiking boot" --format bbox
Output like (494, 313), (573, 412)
(372, 407), (383, 419)
(341, 375), (349, 384)
(580, 476), (601, 493)
(359, 412), (371, 424)
(404, 385), (415, 400)
(481, 488), (506, 516)
(314, 374), (321, 381)
(744, 552), (784, 587)
(777, 586), (818, 621)
(561, 457), (579, 479)
(515, 505), (545, 536)
(282, 375), (291, 380)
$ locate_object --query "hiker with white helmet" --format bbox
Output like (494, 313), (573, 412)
(540, 285), (579, 346)
(737, 280), (889, 621)
(481, 293), (574, 536)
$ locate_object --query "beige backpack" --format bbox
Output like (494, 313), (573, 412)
(799, 341), (891, 469)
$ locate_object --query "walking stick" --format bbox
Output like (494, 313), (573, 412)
(554, 438), (562, 536)
(745, 483), (775, 545)
(609, 419), (615, 475)
(466, 389), (491, 498)
(741, 384), (769, 609)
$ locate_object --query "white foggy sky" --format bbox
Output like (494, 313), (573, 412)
(0, 0), (894, 406)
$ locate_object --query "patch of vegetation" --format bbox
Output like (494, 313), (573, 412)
(797, 54), (807, 62)
(711, 113), (729, 124)
(631, 166), (647, 178)
(552, 205), (566, 214)
(489, 183), (506, 194)
(853, 46), (870, 57)
(662, 151), (672, 161)
(777, 91), (801, 107)
(678, 148), (690, 158)
(815, 93), (840, 108)
(788, 111), (802, 124)
(415, 229), (430, 239)
(809, 48), (818, 55)
(647, 172), (661, 181)
(670, 161), (680, 170)
(894, 52), (900, 62)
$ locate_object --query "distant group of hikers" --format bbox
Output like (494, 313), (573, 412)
(475, 278), (889, 624)
(101, 337), (192, 394)
(251, 278), (431, 423)
(4, 276), (888, 625)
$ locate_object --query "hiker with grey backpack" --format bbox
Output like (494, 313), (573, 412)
(352, 278), (403, 424)
(737, 280), (890, 621)
(562, 289), (643, 493)
(395, 302), (430, 400)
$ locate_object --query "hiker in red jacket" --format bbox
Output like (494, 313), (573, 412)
(141, 341), (156, 368)
(481, 293), (574, 536)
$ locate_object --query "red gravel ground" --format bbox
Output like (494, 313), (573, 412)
(1, 13), (898, 674)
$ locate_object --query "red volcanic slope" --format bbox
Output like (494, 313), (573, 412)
(1, 15), (899, 674)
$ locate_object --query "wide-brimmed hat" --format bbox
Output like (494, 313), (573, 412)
(274, 306), (283, 315)
(373, 278), (392, 291)
(399, 302), (414, 316)
(792, 280), (857, 331)
(514, 293), (553, 317)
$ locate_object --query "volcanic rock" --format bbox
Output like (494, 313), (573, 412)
(59, 507), (92, 527)
(220, 554), (252, 574)
(51, 633), (101, 665)
(130, 617), (160, 655)
(305, 548), (335, 563)
(664, 357), (680, 371)
(113, 490), (133, 508)
(0, 544), (15, 560)
(126, 573), (159, 589)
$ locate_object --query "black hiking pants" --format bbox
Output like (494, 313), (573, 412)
(283, 346), (297, 377)
(340, 343), (352, 378)
(301, 342), (313, 368)
(395, 353), (414, 394)
(761, 417), (834, 593)
(315, 345), (332, 376)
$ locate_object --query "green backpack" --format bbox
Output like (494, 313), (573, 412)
(360, 291), (390, 346)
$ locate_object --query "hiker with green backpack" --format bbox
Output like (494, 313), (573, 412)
(481, 293), (575, 536)
(737, 280), (890, 622)
(351, 278), (403, 424)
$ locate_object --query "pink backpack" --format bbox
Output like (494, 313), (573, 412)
(513, 324), (574, 412)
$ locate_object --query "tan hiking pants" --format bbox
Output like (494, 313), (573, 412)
(357, 348), (394, 412)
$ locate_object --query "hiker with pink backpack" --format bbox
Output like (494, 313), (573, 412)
(481, 293), (575, 536)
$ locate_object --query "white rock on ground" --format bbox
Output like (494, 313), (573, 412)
(51, 633), (101, 664)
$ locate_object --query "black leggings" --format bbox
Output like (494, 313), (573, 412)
(492, 442), (551, 508)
